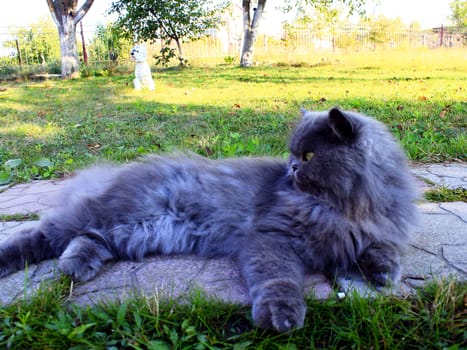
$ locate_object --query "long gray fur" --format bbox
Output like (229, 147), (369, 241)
(0, 108), (418, 332)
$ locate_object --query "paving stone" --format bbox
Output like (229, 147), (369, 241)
(72, 257), (214, 306)
(411, 163), (467, 190)
(439, 202), (467, 222)
(441, 245), (467, 273)
(410, 208), (467, 255)
(0, 180), (64, 215)
(427, 164), (467, 180)
(402, 244), (461, 279)
(0, 221), (38, 241)
(418, 202), (451, 215)
(0, 261), (57, 305)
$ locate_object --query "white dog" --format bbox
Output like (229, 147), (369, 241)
(130, 45), (155, 91)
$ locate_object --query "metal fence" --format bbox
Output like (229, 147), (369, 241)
(0, 24), (465, 71)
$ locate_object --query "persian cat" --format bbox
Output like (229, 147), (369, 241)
(0, 108), (417, 332)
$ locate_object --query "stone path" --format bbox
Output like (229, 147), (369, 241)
(0, 163), (465, 306)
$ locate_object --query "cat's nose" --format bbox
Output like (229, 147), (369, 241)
(292, 164), (299, 172)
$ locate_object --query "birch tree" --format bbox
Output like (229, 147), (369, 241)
(240, 0), (267, 67)
(46, 0), (95, 78)
(239, 0), (368, 67)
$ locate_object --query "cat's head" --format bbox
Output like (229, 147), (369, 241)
(288, 107), (413, 211)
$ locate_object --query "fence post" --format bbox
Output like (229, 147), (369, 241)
(332, 26), (335, 53)
(439, 24), (444, 47)
(15, 39), (22, 68)
(80, 21), (88, 64)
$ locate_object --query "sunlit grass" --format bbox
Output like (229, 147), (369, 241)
(0, 49), (465, 183)
(0, 123), (60, 139)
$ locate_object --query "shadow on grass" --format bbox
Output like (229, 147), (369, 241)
(0, 73), (465, 183)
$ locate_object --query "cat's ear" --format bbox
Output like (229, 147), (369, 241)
(328, 107), (355, 142)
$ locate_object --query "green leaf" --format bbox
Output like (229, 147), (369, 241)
(116, 302), (127, 327)
(67, 323), (96, 339)
(148, 340), (170, 350)
(233, 341), (252, 350)
(133, 310), (142, 329)
(5, 159), (21, 169)
(33, 158), (54, 168)
(0, 171), (11, 185)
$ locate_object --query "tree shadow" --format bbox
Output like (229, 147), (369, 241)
(0, 73), (464, 183)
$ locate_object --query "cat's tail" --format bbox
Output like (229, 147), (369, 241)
(0, 225), (62, 278)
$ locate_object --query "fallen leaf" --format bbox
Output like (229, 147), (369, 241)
(87, 143), (101, 150)
(204, 147), (214, 156)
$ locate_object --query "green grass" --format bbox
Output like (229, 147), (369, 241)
(0, 49), (466, 184)
(425, 187), (467, 202)
(0, 213), (40, 222)
(0, 277), (464, 349)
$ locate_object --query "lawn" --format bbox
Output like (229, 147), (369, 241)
(0, 49), (466, 184)
(0, 277), (464, 349)
(0, 49), (466, 348)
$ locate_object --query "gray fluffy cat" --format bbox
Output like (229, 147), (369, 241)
(0, 108), (417, 332)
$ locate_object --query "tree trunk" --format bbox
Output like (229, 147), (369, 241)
(80, 21), (88, 65)
(174, 38), (186, 66)
(46, 0), (94, 79)
(240, 0), (266, 67)
(57, 19), (80, 78)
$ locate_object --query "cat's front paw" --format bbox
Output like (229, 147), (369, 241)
(358, 244), (401, 287)
(252, 297), (306, 332)
(58, 236), (113, 282)
(364, 271), (394, 287)
(58, 255), (102, 282)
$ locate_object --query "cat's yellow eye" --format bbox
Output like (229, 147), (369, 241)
(303, 152), (314, 161)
